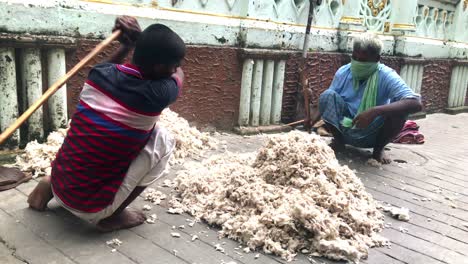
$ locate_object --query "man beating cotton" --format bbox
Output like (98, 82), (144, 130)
(314, 33), (422, 164)
(27, 16), (185, 231)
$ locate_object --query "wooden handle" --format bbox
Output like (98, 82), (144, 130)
(284, 119), (305, 127)
(0, 30), (121, 145)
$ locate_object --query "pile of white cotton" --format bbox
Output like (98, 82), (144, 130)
(171, 131), (387, 262)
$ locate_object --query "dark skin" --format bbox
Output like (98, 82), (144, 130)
(313, 49), (422, 164)
(28, 16), (184, 232)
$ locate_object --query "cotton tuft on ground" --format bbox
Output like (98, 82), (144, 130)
(171, 131), (387, 262)
(159, 109), (217, 164)
(13, 109), (217, 176)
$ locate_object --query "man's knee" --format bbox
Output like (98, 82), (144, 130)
(318, 90), (339, 114)
(319, 90), (339, 102)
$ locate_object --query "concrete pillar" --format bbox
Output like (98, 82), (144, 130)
(250, 60), (264, 127)
(390, 0), (418, 33)
(21, 48), (44, 142)
(0, 48), (20, 148)
(238, 59), (254, 126)
(260, 60), (274, 126)
(271, 60), (286, 124)
(47, 48), (68, 130)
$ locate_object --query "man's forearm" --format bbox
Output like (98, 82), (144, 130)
(374, 99), (422, 117)
(107, 45), (132, 64)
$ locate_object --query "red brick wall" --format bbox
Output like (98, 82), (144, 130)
(170, 46), (242, 129)
(420, 60), (452, 112)
(66, 41), (242, 129)
(66, 42), (453, 129)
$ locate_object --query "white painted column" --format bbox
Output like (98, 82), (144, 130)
(416, 65), (424, 95)
(411, 64), (418, 89)
(390, 0), (418, 32)
(406, 65), (412, 89)
(463, 66), (468, 107)
(260, 60), (274, 125)
(457, 66), (468, 107)
(400, 65), (408, 84)
(250, 59), (264, 126)
(454, 66), (462, 107)
(448, 66), (460, 108)
(0, 48), (20, 148)
(47, 48), (68, 130)
(21, 48), (44, 141)
(454, 66), (463, 107)
(238, 59), (254, 126)
(271, 60), (285, 124)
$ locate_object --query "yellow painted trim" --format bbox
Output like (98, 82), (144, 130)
(392, 23), (416, 30)
(340, 16), (363, 24)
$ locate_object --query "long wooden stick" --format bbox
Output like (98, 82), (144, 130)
(299, 1), (315, 134)
(0, 30), (121, 145)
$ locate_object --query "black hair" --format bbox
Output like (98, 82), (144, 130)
(132, 24), (186, 69)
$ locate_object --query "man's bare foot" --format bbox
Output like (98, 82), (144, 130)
(27, 175), (53, 211)
(329, 138), (346, 152)
(373, 148), (392, 164)
(97, 209), (146, 232)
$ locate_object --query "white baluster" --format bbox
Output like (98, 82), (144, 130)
(260, 60), (275, 125)
(239, 59), (254, 126)
(47, 48), (68, 131)
(0, 48), (20, 148)
(20, 48), (44, 142)
(250, 59), (264, 126)
(271, 60), (286, 124)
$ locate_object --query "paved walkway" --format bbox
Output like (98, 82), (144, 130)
(0, 113), (467, 264)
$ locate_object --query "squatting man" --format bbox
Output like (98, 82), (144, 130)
(310, 33), (422, 163)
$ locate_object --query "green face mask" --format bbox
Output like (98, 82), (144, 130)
(350, 59), (379, 81)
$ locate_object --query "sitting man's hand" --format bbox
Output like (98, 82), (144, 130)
(353, 108), (380, 129)
(113, 16), (141, 46)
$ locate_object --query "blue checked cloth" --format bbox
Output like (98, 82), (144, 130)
(319, 89), (384, 148)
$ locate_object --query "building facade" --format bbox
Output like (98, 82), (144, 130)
(0, 0), (467, 147)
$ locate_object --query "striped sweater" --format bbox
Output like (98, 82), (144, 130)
(51, 63), (180, 213)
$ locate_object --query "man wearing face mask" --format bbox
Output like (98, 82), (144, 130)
(315, 33), (422, 164)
